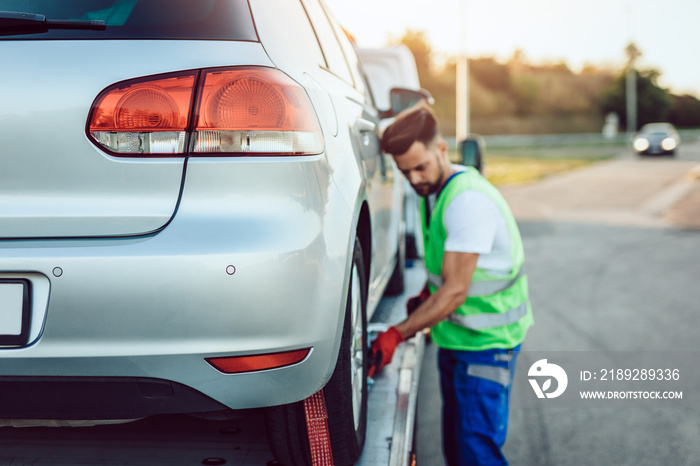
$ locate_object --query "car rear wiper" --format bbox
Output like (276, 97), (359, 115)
(0, 11), (106, 36)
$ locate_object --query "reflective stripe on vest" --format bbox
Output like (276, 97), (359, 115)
(427, 266), (526, 297)
(447, 301), (528, 330)
(467, 364), (512, 386)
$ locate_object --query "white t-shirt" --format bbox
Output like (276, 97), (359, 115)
(428, 172), (514, 276)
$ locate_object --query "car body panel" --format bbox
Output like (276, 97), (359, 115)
(357, 45), (421, 113)
(358, 45), (423, 259)
(0, 40), (273, 238)
(0, 0), (402, 419)
(252, 0), (401, 316)
(0, 156), (355, 409)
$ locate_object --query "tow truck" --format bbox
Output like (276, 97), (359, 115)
(2, 265), (428, 466)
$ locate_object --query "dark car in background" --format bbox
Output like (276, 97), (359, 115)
(633, 122), (681, 156)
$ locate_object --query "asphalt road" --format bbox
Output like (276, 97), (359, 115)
(416, 139), (700, 465)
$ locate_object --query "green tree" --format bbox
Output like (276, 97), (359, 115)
(601, 69), (672, 130)
(392, 29), (434, 87)
(668, 94), (700, 128)
(387, 30), (625, 135)
(469, 57), (511, 93)
(511, 75), (540, 116)
(392, 30), (456, 134)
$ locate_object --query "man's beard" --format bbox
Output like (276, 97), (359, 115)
(411, 157), (445, 197)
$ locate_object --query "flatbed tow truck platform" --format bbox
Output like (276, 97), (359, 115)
(358, 324), (425, 466)
(0, 266), (427, 466)
(357, 260), (427, 466)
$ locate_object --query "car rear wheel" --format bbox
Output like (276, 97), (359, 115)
(265, 237), (368, 466)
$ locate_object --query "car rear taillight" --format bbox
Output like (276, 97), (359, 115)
(88, 67), (324, 157)
(89, 72), (197, 155)
(192, 68), (323, 155)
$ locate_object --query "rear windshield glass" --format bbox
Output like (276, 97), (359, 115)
(0, 0), (257, 40)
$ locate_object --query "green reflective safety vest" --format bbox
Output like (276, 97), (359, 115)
(420, 167), (533, 351)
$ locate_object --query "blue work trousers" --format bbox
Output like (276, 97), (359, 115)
(438, 345), (520, 466)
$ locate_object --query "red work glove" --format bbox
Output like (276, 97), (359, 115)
(406, 284), (431, 316)
(368, 326), (404, 378)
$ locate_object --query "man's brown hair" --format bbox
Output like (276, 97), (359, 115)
(380, 100), (440, 156)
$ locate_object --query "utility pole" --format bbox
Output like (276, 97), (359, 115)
(455, 0), (469, 142)
(625, 43), (641, 136)
(625, 6), (639, 136)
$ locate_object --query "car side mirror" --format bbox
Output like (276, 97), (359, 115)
(459, 137), (483, 173)
(380, 88), (434, 119)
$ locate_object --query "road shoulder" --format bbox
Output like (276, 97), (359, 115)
(498, 159), (700, 229)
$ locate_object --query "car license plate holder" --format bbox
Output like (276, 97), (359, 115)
(0, 279), (31, 346)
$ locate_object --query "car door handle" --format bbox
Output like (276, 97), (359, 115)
(355, 118), (376, 133)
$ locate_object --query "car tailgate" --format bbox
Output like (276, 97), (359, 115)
(0, 40), (272, 238)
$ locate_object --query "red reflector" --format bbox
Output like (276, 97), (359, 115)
(206, 348), (311, 374)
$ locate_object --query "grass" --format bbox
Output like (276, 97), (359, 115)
(481, 156), (599, 186)
(449, 143), (623, 186)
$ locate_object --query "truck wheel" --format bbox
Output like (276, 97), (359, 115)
(265, 237), (368, 466)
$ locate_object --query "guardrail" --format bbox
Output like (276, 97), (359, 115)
(446, 128), (700, 149)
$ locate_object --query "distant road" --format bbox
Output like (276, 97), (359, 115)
(499, 138), (700, 228)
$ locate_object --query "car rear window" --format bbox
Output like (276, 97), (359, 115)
(0, 0), (257, 41)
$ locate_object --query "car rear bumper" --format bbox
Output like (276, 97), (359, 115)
(0, 376), (229, 420)
(0, 156), (358, 416)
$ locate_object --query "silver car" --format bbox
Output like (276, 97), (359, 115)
(0, 1), (405, 464)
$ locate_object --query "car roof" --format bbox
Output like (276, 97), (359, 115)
(640, 122), (675, 133)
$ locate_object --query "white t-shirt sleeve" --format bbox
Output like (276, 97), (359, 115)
(443, 190), (500, 254)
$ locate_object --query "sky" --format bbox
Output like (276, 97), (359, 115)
(324, 0), (700, 97)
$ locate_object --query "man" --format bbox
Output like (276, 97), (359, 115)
(370, 101), (533, 466)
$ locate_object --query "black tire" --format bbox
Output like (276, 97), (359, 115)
(265, 237), (368, 466)
(265, 401), (312, 466)
(385, 224), (406, 296)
